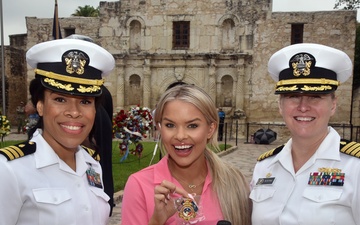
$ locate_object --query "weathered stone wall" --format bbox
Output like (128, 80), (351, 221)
(4, 34), (28, 124)
(95, 0), (269, 116)
(352, 89), (360, 126)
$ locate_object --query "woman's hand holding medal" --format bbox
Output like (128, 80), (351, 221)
(149, 180), (189, 225)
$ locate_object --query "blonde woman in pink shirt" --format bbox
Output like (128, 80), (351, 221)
(121, 85), (251, 225)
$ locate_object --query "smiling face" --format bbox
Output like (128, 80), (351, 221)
(36, 89), (96, 153)
(279, 93), (337, 141)
(159, 100), (215, 168)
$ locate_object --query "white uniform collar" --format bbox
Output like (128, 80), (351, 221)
(31, 129), (98, 174)
(268, 127), (341, 168)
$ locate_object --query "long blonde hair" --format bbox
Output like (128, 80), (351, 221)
(154, 85), (251, 225)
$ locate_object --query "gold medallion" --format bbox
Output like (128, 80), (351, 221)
(178, 198), (198, 221)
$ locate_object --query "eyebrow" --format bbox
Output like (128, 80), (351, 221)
(162, 117), (202, 124)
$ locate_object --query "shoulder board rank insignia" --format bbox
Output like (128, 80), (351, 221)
(81, 145), (100, 161)
(0, 141), (36, 161)
(257, 145), (284, 161)
(339, 139), (360, 158)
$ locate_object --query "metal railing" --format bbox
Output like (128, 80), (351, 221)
(220, 121), (360, 146)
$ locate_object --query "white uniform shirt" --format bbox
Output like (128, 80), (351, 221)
(250, 127), (360, 225)
(0, 130), (110, 225)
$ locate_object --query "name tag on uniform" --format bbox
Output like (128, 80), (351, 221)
(86, 163), (103, 188)
(256, 177), (275, 185)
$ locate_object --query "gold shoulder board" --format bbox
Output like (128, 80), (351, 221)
(0, 141), (36, 161)
(340, 139), (360, 158)
(81, 145), (100, 161)
(257, 145), (284, 161)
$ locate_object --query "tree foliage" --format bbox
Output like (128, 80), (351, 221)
(334, 0), (360, 9)
(71, 5), (99, 17)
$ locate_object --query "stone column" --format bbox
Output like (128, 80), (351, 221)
(235, 58), (245, 110)
(143, 58), (151, 108)
(116, 59), (125, 111)
(216, 81), (222, 107)
(208, 58), (217, 103)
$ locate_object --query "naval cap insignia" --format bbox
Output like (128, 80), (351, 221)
(62, 50), (89, 75)
(290, 52), (315, 77)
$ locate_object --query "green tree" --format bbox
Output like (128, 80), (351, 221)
(71, 5), (99, 17)
(334, 0), (360, 9)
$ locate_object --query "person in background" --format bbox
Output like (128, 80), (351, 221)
(250, 43), (360, 225)
(122, 84), (251, 225)
(217, 108), (225, 141)
(16, 101), (25, 133)
(0, 38), (115, 225)
(24, 100), (40, 137)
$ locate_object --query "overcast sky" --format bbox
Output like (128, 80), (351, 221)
(0, 0), (351, 45)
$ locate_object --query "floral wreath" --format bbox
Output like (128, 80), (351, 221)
(113, 105), (153, 162)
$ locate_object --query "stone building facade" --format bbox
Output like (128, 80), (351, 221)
(4, 0), (358, 138)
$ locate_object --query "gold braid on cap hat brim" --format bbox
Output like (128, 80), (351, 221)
(276, 78), (340, 87)
(34, 69), (104, 86)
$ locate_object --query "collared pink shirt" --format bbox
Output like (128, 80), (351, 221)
(121, 155), (223, 225)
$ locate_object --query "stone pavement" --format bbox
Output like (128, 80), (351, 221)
(2, 130), (28, 142)
(107, 138), (287, 225)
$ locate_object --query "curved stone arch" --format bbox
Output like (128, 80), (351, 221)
(218, 15), (240, 51)
(124, 71), (144, 85)
(218, 14), (240, 27)
(217, 73), (237, 83)
(125, 16), (146, 36)
(182, 76), (202, 89)
(129, 20), (142, 51)
(218, 74), (235, 107)
(126, 74), (143, 106)
(155, 77), (178, 100)
(155, 77), (202, 101)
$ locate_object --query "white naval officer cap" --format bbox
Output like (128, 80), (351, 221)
(26, 38), (115, 97)
(268, 43), (353, 94)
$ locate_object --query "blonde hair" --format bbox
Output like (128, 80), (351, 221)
(154, 85), (251, 225)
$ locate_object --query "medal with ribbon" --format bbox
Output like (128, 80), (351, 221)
(86, 163), (103, 188)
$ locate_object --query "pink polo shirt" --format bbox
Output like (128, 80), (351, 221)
(121, 155), (223, 225)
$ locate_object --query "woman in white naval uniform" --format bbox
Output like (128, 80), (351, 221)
(250, 43), (360, 225)
(0, 38), (115, 225)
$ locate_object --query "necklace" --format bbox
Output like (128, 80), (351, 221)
(172, 174), (206, 191)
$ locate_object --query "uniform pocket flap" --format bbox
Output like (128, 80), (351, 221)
(90, 187), (110, 202)
(33, 188), (71, 205)
(303, 187), (342, 203)
(250, 187), (276, 202)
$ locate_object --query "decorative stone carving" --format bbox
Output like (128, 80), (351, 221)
(174, 67), (185, 81)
